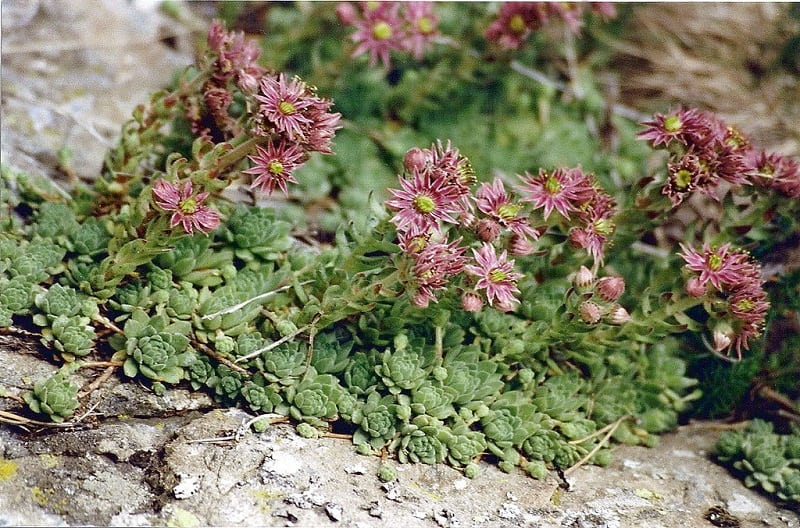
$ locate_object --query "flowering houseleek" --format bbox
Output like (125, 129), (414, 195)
(465, 243), (523, 311)
(152, 179), (220, 235)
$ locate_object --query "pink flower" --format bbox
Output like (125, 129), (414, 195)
(485, 3), (547, 50)
(476, 177), (539, 240)
(402, 2), (439, 59)
(243, 140), (306, 196)
(547, 2), (584, 34)
(424, 140), (474, 185)
(465, 243), (523, 309)
(254, 74), (315, 141)
(387, 168), (463, 233)
(745, 148), (800, 198)
(350, 2), (405, 68)
(680, 243), (768, 358)
(206, 19), (264, 85)
(507, 233), (536, 256)
(406, 238), (467, 308)
(663, 153), (712, 206)
(637, 107), (714, 149)
(517, 167), (593, 221)
(397, 225), (434, 255)
(304, 99), (342, 155)
(568, 184), (617, 265)
(678, 243), (749, 292)
(152, 179), (220, 235)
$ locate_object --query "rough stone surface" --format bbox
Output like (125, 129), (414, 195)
(1, 2), (799, 527)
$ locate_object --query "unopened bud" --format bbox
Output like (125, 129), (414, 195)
(685, 276), (707, 297)
(335, 2), (358, 25)
(596, 276), (625, 302)
(412, 292), (431, 308)
(573, 265), (594, 289)
(608, 305), (631, 325)
(508, 233), (535, 256)
(461, 291), (484, 312)
(579, 301), (602, 324)
(460, 212), (478, 230)
(403, 147), (428, 173)
(476, 218), (501, 242)
(712, 330), (732, 352)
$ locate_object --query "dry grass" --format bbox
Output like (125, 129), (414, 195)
(611, 3), (799, 154)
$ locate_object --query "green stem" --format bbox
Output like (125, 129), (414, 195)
(213, 135), (271, 173)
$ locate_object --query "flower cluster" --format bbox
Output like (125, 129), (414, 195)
(149, 21), (341, 235)
(387, 142), (617, 310)
(518, 167), (617, 264)
(485, 2), (617, 50)
(338, 2), (440, 68)
(638, 107), (800, 205)
(387, 142), (476, 308)
(678, 243), (769, 358)
(572, 266), (630, 326)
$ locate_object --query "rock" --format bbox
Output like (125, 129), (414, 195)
(1, 2), (799, 527)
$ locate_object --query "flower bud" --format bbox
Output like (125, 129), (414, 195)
(579, 301), (602, 324)
(403, 147), (428, 173)
(573, 265), (594, 289)
(459, 212), (478, 230)
(596, 276), (625, 302)
(476, 218), (500, 242)
(712, 330), (732, 353)
(461, 291), (483, 312)
(508, 233), (535, 256)
(685, 276), (707, 297)
(412, 292), (431, 308)
(608, 305), (631, 325)
(335, 2), (358, 25)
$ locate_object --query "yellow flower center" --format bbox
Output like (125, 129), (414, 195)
(489, 269), (507, 283)
(413, 194), (436, 214)
(417, 17), (434, 34)
(269, 160), (284, 175)
(508, 14), (526, 34)
(372, 21), (393, 41)
(593, 218), (614, 236)
(408, 236), (428, 253)
(419, 269), (435, 281)
(178, 198), (197, 215)
(664, 115), (682, 132)
(675, 169), (692, 189)
(497, 203), (521, 221)
(278, 100), (297, 115)
(735, 298), (754, 312)
(708, 253), (722, 271)
(545, 175), (562, 195)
